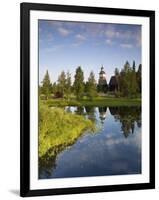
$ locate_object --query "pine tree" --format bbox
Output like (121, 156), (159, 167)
(57, 71), (66, 98)
(114, 67), (120, 91)
(119, 61), (139, 97)
(132, 60), (136, 71)
(52, 82), (57, 94)
(41, 70), (52, 99)
(65, 71), (72, 100)
(137, 64), (142, 93)
(86, 71), (97, 100)
(120, 61), (131, 96)
(130, 61), (138, 97)
(73, 66), (84, 100)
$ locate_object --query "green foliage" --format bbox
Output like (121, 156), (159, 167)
(97, 84), (108, 93)
(115, 61), (141, 98)
(53, 70), (72, 99)
(114, 67), (120, 91)
(119, 61), (132, 97)
(40, 61), (141, 101)
(41, 70), (52, 99)
(57, 71), (66, 97)
(46, 99), (81, 107)
(65, 71), (72, 99)
(86, 71), (97, 100)
(52, 82), (57, 94)
(39, 102), (95, 158)
(73, 66), (84, 100)
(137, 64), (142, 93)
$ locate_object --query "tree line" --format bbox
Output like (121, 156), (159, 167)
(40, 67), (97, 100)
(113, 61), (141, 97)
(40, 61), (141, 100)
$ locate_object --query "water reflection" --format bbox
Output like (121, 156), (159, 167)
(39, 106), (141, 179)
(85, 106), (96, 122)
(109, 107), (141, 138)
(98, 107), (107, 123)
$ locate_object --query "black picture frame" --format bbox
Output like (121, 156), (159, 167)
(20, 2), (155, 197)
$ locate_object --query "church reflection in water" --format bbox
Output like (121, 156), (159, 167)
(65, 105), (141, 138)
(98, 107), (107, 123)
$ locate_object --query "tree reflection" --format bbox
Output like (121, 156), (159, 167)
(39, 152), (57, 178)
(98, 107), (107, 124)
(109, 106), (141, 138)
(75, 106), (85, 115)
(85, 106), (96, 122)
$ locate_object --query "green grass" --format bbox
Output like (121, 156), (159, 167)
(39, 103), (95, 158)
(79, 98), (141, 106)
(44, 96), (141, 107)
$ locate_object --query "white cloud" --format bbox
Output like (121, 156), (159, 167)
(105, 28), (132, 40)
(105, 39), (113, 45)
(105, 28), (116, 38)
(44, 44), (64, 52)
(120, 43), (133, 49)
(72, 34), (86, 47)
(71, 42), (82, 47)
(118, 31), (132, 40)
(75, 34), (86, 41)
(57, 27), (70, 36)
(104, 26), (141, 48)
(46, 33), (54, 41)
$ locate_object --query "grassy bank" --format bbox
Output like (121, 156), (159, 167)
(45, 96), (141, 107)
(39, 103), (95, 158)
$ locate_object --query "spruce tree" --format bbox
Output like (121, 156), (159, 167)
(137, 64), (142, 93)
(41, 70), (52, 99)
(65, 71), (72, 100)
(57, 71), (66, 98)
(130, 61), (138, 97)
(73, 66), (84, 100)
(86, 71), (97, 100)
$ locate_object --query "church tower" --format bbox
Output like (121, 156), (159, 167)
(98, 65), (108, 93)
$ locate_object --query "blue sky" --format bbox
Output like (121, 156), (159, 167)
(39, 20), (141, 84)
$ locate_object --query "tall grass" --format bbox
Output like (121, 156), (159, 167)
(39, 103), (95, 158)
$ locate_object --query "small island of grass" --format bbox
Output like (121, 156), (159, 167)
(39, 103), (95, 159)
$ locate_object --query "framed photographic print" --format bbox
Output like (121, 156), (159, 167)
(20, 2), (155, 197)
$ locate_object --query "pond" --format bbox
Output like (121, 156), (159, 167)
(39, 106), (141, 179)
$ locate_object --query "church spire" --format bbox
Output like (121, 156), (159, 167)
(98, 65), (108, 93)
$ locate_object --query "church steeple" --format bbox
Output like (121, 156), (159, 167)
(99, 65), (106, 79)
(98, 65), (108, 93)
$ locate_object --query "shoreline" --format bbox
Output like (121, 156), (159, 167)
(44, 97), (141, 107)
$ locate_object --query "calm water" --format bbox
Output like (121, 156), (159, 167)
(39, 106), (141, 179)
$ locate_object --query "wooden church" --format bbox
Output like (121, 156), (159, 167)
(98, 65), (118, 93)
